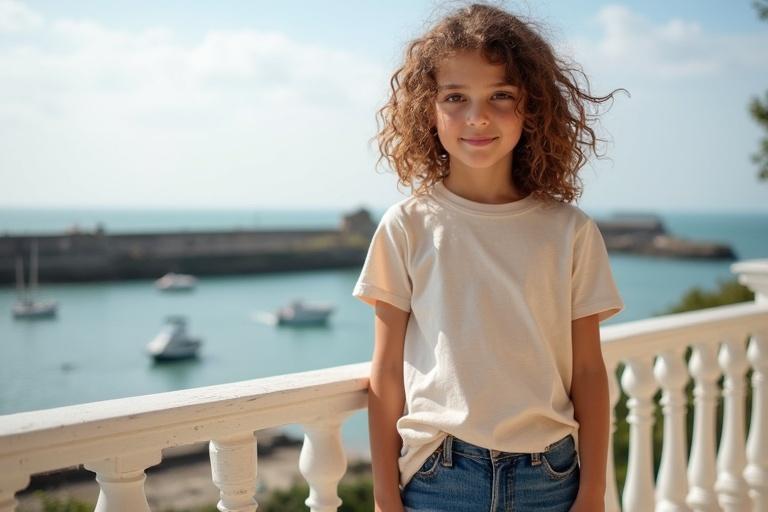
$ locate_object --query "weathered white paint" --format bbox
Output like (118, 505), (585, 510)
(209, 433), (258, 512)
(0, 260), (766, 511)
(84, 449), (161, 512)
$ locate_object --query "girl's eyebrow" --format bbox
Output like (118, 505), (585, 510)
(437, 82), (517, 91)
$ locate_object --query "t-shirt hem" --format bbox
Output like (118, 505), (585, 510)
(352, 282), (411, 312)
(398, 433), (448, 491)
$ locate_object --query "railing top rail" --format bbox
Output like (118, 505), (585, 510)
(600, 301), (768, 362)
(0, 361), (370, 458)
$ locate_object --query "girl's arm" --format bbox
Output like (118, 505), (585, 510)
(369, 299), (409, 511)
(570, 313), (610, 510)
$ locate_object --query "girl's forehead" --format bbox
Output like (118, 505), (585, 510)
(434, 50), (511, 85)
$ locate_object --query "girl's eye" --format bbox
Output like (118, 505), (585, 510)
(444, 94), (463, 103)
(493, 92), (515, 100)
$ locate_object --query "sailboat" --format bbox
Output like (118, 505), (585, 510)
(12, 241), (58, 319)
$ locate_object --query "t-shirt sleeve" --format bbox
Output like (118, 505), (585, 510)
(571, 218), (625, 323)
(352, 207), (412, 313)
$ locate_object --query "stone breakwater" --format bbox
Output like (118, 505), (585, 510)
(0, 210), (735, 285)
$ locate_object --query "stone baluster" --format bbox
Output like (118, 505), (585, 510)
(210, 432), (259, 512)
(715, 338), (751, 512)
(620, 355), (658, 512)
(605, 360), (622, 512)
(686, 341), (722, 512)
(745, 329), (768, 510)
(84, 449), (161, 512)
(299, 416), (351, 512)
(654, 347), (693, 511)
(732, 255), (768, 512)
(0, 474), (29, 512)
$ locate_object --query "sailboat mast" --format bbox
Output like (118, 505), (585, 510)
(15, 255), (26, 300)
(30, 240), (38, 296)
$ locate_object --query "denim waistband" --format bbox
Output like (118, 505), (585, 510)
(439, 433), (574, 466)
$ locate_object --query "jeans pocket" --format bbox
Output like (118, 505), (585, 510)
(414, 446), (443, 477)
(540, 435), (579, 480)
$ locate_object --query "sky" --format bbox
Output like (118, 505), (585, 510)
(1, 0), (767, 213)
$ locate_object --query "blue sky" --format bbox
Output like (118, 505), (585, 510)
(1, 1), (767, 212)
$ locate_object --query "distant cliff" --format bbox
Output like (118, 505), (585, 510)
(0, 209), (736, 285)
(596, 214), (736, 260)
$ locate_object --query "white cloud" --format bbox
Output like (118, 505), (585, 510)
(0, 0), (41, 32)
(567, 4), (768, 80)
(0, 3), (390, 208)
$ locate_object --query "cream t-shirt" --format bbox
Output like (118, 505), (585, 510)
(352, 180), (625, 490)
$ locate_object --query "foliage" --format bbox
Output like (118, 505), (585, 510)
(33, 494), (91, 512)
(752, 1), (768, 180)
(257, 476), (374, 512)
(658, 277), (754, 314)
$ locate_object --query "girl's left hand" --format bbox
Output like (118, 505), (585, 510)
(569, 491), (605, 512)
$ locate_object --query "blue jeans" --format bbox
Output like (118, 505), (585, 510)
(400, 433), (580, 512)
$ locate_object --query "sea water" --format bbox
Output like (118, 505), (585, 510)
(0, 207), (766, 458)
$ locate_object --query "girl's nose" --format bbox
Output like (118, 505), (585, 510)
(465, 102), (490, 126)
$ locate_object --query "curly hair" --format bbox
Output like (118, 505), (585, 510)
(375, 2), (626, 203)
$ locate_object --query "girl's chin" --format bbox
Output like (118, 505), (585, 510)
(451, 156), (509, 170)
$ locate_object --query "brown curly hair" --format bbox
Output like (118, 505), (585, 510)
(375, 2), (627, 203)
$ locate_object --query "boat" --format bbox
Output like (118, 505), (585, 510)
(12, 241), (58, 320)
(146, 316), (202, 362)
(275, 299), (334, 326)
(155, 272), (197, 291)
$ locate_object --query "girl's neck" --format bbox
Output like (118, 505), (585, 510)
(442, 159), (525, 205)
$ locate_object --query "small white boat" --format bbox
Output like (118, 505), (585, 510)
(146, 316), (202, 362)
(155, 272), (197, 291)
(13, 241), (58, 320)
(276, 299), (334, 326)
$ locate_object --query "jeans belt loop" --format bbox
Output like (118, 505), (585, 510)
(441, 434), (454, 467)
(531, 451), (542, 466)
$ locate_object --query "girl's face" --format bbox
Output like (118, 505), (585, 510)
(433, 49), (525, 173)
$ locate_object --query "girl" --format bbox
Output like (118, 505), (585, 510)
(353, 3), (625, 511)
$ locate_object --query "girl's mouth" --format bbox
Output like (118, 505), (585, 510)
(460, 137), (498, 147)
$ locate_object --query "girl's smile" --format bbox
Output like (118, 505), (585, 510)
(460, 137), (498, 146)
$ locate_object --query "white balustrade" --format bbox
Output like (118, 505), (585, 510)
(0, 260), (767, 512)
(655, 347), (693, 511)
(209, 432), (259, 512)
(715, 338), (751, 511)
(687, 341), (722, 512)
(621, 355), (658, 512)
(299, 416), (352, 512)
(735, 259), (768, 512)
(745, 329), (768, 511)
(84, 449), (162, 512)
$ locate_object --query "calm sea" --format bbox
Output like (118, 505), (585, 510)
(1, 207), (766, 458)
